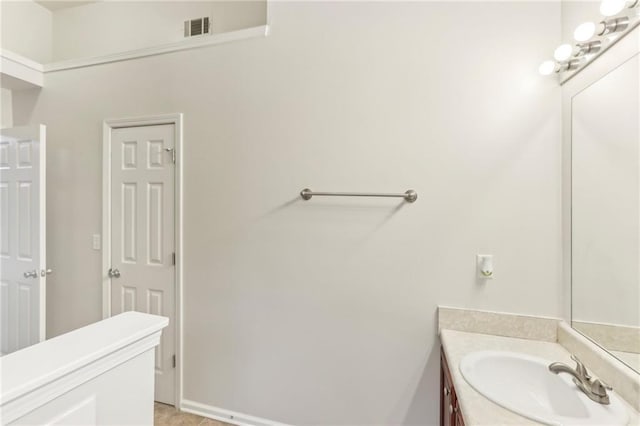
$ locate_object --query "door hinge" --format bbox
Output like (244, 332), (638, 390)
(172, 252), (176, 265)
(172, 354), (176, 368)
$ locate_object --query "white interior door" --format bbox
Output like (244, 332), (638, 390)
(109, 124), (176, 404)
(0, 125), (46, 355)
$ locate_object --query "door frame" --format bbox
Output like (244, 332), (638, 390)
(36, 125), (46, 343)
(102, 113), (183, 407)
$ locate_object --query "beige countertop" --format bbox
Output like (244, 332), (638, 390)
(440, 329), (640, 426)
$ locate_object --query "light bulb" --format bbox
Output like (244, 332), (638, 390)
(554, 44), (574, 61)
(539, 60), (557, 75)
(600, 0), (626, 16)
(574, 22), (596, 41)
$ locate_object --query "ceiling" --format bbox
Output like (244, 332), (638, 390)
(35, 1), (99, 11)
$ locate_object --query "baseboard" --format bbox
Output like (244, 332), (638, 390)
(180, 399), (292, 426)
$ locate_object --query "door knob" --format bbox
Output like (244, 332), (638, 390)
(108, 268), (121, 278)
(40, 269), (53, 277)
(23, 270), (38, 279)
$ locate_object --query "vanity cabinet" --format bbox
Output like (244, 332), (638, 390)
(441, 348), (466, 426)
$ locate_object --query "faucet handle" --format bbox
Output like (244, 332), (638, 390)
(594, 378), (612, 391)
(591, 378), (612, 398)
(571, 355), (591, 380)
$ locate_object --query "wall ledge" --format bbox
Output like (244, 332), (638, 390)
(0, 312), (168, 423)
(2, 25), (268, 79)
(44, 25), (269, 73)
(0, 49), (44, 89)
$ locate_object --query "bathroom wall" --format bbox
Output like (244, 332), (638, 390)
(0, 0), (265, 63)
(51, 1), (267, 61)
(0, 0), (52, 63)
(13, 2), (562, 424)
(1, 88), (12, 128)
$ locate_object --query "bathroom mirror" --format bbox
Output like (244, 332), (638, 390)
(571, 53), (640, 373)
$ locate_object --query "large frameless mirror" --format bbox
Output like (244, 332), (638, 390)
(570, 52), (640, 374)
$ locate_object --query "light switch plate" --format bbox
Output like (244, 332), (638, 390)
(92, 234), (101, 251)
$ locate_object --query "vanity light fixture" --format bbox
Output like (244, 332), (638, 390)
(600, 0), (639, 15)
(538, 60), (558, 75)
(560, 58), (586, 72)
(538, 57), (586, 75)
(573, 40), (603, 57)
(574, 22), (597, 41)
(598, 16), (630, 35)
(553, 44), (574, 61)
(542, 3), (635, 77)
(600, 0), (627, 17)
(573, 16), (629, 44)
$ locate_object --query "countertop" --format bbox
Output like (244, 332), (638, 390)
(440, 329), (640, 426)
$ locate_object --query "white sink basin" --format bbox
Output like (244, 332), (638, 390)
(459, 351), (629, 426)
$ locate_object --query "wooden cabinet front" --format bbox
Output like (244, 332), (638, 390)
(440, 348), (465, 426)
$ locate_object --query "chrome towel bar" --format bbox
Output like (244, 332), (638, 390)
(300, 188), (417, 203)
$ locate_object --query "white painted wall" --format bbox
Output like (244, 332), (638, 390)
(1, 88), (12, 127)
(0, 0), (52, 63)
(572, 54), (640, 328)
(51, 1), (267, 61)
(13, 2), (562, 424)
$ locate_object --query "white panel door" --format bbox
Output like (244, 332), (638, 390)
(0, 125), (46, 355)
(109, 124), (175, 404)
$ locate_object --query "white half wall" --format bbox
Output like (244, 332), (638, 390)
(14, 2), (563, 424)
(0, 0), (52, 63)
(51, 1), (267, 61)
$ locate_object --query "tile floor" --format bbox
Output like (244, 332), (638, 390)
(154, 402), (233, 426)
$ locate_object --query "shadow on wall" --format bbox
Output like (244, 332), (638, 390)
(246, 195), (410, 246)
(10, 87), (41, 126)
(270, 196), (406, 223)
(405, 347), (441, 425)
(391, 310), (441, 424)
(258, 196), (301, 218)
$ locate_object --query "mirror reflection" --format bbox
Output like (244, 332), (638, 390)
(571, 53), (640, 373)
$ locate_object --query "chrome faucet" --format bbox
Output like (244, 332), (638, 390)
(549, 355), (612, 404)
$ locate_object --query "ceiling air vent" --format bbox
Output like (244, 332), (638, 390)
(184, 17), (210, 37)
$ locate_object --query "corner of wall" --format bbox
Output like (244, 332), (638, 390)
(0, 0), (53, 63)
(1, 88), (13, 128)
